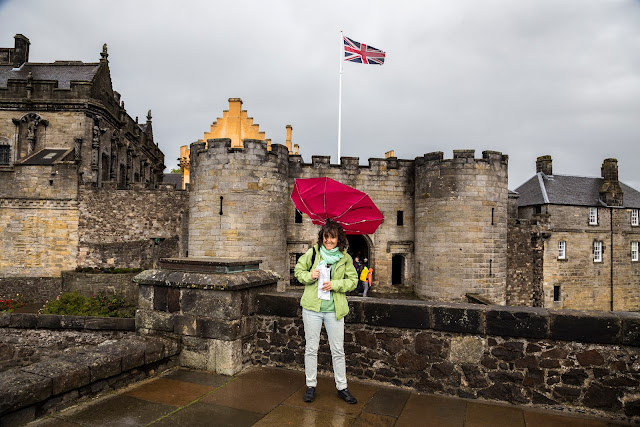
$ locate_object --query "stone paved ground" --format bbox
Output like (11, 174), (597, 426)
(25, 366), (634, 427)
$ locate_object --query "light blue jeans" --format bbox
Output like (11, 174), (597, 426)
(302, 308), (347, 390)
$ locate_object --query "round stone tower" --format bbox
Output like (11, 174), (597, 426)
(188, 138), (290, 284)
(413, 150), (509, 304)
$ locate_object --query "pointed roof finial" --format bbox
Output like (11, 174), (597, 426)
(101, 43), (108, 62)
(147, 110), (152, 121)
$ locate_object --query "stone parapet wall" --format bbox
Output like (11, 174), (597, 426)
(506, 218), (547, 307)
(254, 293), (640, 422)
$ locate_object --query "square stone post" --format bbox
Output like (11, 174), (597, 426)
(134, 258), (279, 375)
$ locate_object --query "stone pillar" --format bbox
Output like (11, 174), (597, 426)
(134, 258), (279, 375)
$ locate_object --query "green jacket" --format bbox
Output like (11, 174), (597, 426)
(295, 244), (358, 320)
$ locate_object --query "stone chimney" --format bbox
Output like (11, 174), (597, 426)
(536, 155), (552, 176)
(12, 34), (30, 68)
(285, 125), (293, 154)
(600, 158), (623, 206)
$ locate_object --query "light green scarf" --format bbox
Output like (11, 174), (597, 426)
(319, 245), (343, 276)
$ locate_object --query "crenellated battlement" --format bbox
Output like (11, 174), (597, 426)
(288, 155), (413, 173)
(415, 149), (508, 170)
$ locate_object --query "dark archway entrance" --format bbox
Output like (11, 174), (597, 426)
(347, 235), (370, 266)
(392, 254), (404, 285)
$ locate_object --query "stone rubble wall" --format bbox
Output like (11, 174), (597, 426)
(253, 293), (640, 422)
(77, 186), (188, 269)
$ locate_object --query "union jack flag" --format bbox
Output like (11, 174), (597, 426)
(343, 35), (386, 65)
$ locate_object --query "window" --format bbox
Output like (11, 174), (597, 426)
(632, 242), (639, 262)
(553, 285), (561, 302)
(294, 210), (302, 224)
(397, 211), (404, 226)
(593, 241), (602, 262)
(632, 209), (639, 227)
(0, 145), (9, 165)
(589, 207), (598, 225)
(558, 241), (566, 259)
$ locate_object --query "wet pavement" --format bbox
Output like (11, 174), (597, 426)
(26, 366), (632, 427)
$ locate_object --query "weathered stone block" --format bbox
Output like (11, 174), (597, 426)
(135, 309), (173, 332)
(9, 313), (38, 328)
(486, 306), (548, 339)
(22, 359), (90, 396)
(618, 312), (640, 347)
(432, 303), (484, 334)
(362, 299), (431, 329)
(180, 288), (238, 319)
(59, 315), (85, 329)
(84, 317), (135, 331)
(550, 310), (621, 344)
(36, 314), (62, 329)
(0, 369), (52, 415)
(256, 292), (299, 318)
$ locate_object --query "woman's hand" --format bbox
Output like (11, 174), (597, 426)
(311, 269), (320, 280)
(321, 281), (332, 292)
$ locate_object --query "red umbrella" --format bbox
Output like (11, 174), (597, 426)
(291, 177), (384, 235)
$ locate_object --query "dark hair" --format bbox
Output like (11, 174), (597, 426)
(317, 221), (349, 252)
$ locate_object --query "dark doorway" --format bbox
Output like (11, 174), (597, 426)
(101, 154), (110, 183)
(118, 164), (126, 188)
(347, 235), (369, 266)
(392, 254), (404, 285)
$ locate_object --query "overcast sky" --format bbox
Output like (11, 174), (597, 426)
(2, 0), (639, 190)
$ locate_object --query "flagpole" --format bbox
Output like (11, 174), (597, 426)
(338, 30), (343, 162)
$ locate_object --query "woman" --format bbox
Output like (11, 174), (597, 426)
(294, 221), (358, 404)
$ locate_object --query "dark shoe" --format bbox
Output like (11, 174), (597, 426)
(303, 386), (315, 402)
(337, 388), (357, 404)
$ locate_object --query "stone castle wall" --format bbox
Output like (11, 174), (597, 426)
(541, 205), (640, 311)
(414, 150), (509, 303)
(506, 218), (547, 307)
(0, 163), (79, 278)
(77, 185), (188, 269)
(188, 139), (290, 284)
(287, 155), (415, 293)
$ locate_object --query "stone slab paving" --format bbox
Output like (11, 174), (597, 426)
(25, 366), (633, 427)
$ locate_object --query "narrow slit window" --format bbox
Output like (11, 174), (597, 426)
(295, 210), (303, 224)
(553, 285), (561, 302)
(397, 210), (404, 226)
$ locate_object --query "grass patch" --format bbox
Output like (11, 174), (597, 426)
(41, 291), (136, 318)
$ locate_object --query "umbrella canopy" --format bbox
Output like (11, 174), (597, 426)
(291, 177), (384, 235)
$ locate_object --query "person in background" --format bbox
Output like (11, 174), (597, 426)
(363, 267), (373, 297)
(354, 256), (363, 294)
(294, 221), (359, 404)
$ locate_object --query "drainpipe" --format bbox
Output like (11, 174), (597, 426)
(610, 207), (614, 311)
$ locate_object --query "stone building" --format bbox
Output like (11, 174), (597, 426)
(0, 34), (187, 287)
(508, 156), (640, 311)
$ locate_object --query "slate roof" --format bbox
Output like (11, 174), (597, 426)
(515, 173), (640, 209)
(0, 62), (100, 89)
(162, 173), (182, 188)
(20, 148), (72, 165)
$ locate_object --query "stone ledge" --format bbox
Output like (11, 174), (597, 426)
(0, 335), (179, 420)
(1, 313), (135, 331)
(134, 269), (280, 291)
(255, 292), (640, 347)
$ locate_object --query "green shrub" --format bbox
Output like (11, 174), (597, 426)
(41, 291), (135, 318)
